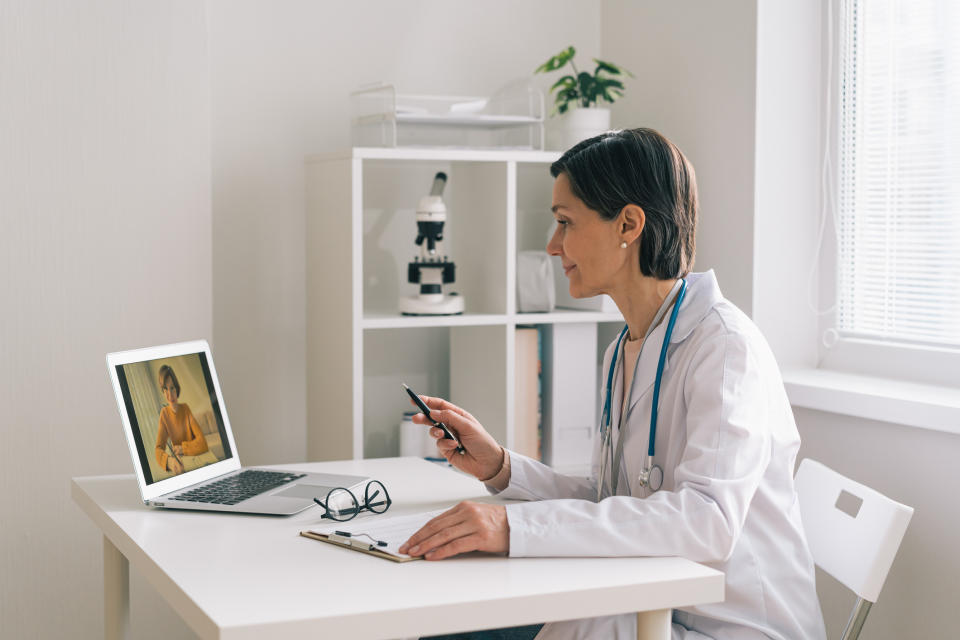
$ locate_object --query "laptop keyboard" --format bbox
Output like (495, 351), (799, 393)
(170, 470), (307, 505)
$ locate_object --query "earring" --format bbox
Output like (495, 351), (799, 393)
(620, 241), (628, 249)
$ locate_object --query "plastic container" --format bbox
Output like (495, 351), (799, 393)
(399, 411), (436, 458)
(351, 79), (544, 149)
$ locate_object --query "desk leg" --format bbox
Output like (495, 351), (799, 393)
(636, 608), (671, 640)
(103, 536), (129, 640)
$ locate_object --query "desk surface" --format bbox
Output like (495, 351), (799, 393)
(72, 457), (724, 640)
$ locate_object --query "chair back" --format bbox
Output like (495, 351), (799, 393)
(795, 458), (913, 603)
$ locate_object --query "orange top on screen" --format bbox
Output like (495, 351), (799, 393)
(155, 403), (208, 471)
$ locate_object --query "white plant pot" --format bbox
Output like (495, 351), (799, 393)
(547, 107), (612, 151)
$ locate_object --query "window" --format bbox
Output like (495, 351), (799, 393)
(835, 0), (960, 354)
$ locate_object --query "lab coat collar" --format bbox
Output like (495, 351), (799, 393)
(620, 270), (723, 420)
(669, 270), (724, 344)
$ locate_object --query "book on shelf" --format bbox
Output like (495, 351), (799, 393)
(514, 326), (541, 461)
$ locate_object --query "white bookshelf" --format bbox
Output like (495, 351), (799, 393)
(306, 147), (623, 463)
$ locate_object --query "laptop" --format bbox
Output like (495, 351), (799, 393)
(107, 340), (368, 515)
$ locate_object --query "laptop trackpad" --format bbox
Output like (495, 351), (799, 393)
(274, 484), (332, 500)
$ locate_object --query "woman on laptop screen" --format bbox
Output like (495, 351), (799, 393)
(155, 364), (209, 476)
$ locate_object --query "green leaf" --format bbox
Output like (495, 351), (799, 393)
(576, 72), (599, 107)
(577, 71), (594, 91)
(552, 87), (578, 113)
(534, 58), (557, 74)
(534, 46), (576, 74)
(593, 58), (634, 78)
(558, 45), (576, 65)
(593, 59), (620, 76)
(550, 75), (576, 92)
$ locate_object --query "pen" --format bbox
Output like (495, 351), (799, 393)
(166, 438), (183, 466)
(401, 383), (465, 454)
(334, 531), (388, 547)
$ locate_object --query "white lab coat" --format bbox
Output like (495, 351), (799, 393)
(491, 271), (826, 640)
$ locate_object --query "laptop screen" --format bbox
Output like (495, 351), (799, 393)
(114, 351), (234, 485)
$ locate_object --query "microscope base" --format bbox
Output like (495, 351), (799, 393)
(399, 294), (465, 316)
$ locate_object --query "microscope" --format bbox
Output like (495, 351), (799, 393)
(398, 172), (465, 316)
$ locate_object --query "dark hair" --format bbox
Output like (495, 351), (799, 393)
(158, 364), (180, 396)
(550, 128), (698, 279)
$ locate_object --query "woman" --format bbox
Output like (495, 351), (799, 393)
(154, 363), (209, 476)
(401, 129), (826, 639)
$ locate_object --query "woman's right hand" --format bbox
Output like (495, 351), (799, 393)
(167, 458), (183, 475)
(410, 395), (504, 481)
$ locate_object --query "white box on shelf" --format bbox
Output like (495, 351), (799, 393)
(516, 250), (555, 313)
(541, 322), (597, 475)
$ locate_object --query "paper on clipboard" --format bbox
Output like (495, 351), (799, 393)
(300, 509), (446, 562)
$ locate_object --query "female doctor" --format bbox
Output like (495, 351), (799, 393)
(401, 129), (827, 640)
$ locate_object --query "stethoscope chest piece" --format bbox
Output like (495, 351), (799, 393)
(639, 464), (663, 492)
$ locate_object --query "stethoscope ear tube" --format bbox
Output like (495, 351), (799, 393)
(647, 280), (687, 457)
(597, 325), (629, 502)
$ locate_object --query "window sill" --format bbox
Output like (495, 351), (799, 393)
(781, 367), (960, 436)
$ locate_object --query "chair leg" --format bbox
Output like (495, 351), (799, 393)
(840, 597), (872, 640)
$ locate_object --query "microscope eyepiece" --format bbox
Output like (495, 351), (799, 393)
(429, 172), (448, 197)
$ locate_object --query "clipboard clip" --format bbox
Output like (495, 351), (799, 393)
(331, 531), (388, 550)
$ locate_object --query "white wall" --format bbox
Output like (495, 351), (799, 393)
(600, 0), (759, 315)
(0, 2), (210, 639)
(207, 0), (602, 466)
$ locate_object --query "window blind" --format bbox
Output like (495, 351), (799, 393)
(838, 0), (960, 348)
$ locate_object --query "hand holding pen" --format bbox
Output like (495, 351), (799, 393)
(166, 438), (184, 474)
(403, 383), (465, 454)
(402, 384), (505, 481)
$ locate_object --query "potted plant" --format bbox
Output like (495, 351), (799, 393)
(534, 46), (632, 150)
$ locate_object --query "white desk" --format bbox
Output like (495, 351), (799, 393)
(72, 457), (724, 640)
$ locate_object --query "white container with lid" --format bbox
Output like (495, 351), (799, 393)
(399, 411), (438, 458)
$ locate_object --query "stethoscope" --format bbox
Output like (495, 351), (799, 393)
(597, 278), (687, 501)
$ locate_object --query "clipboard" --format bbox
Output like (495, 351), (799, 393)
(299, 531), (421, 563)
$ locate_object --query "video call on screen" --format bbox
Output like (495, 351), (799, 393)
(117, 352), (232, 485)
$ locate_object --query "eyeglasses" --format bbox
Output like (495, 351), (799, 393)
(313, 480), (392, 522)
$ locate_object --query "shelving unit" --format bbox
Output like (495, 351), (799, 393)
(306, 147), (622, 468)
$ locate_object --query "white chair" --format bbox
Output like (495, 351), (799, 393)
(794, 459), (913, 640)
